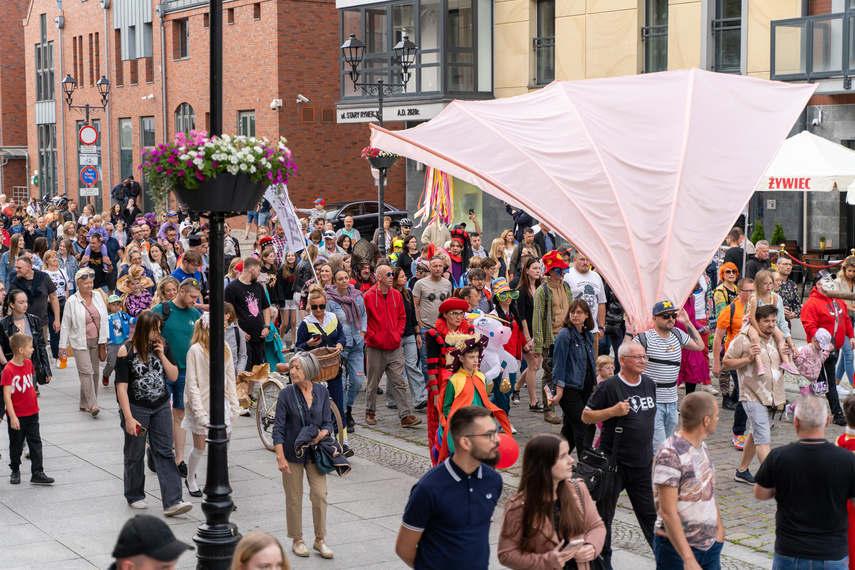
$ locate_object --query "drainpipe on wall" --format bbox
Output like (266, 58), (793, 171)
(103, 5), (112, 194)
(57, 14), (69, 198)
(158, 4), (168, 144)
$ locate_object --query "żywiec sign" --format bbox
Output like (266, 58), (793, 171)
(767, 177), (812, 190)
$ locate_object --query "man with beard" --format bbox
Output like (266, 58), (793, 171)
(352, 262), (375, 294)
(396, 406), (503, 569)
(564, 250), (607, 347)
(225, 257), (271, 415)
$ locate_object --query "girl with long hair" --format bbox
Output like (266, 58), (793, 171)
(147, 242), (171, 282)
(278, 251), (299, 348)
(42, 250), (69, 360)
(151, 276), (180, 308)
(58, 239), (79, 295)
(490, 237), (509, 281)
(183, 313), (240, 497)
(32, 236), (48, 270)
(115, 310), (191, 516)
(498, 434), (605, 569)
(514, 257), (542, 409)
(0, 234), (22, 288)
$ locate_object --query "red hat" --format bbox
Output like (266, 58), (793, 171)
(314, 198), (325, 206)
(259, 236), (274, 247)
(235, 261), (244, 273)
(439, 297), (469, 315)
(541, 250), (569, 273)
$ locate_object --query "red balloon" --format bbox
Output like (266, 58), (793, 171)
(495, 433), (519, 469)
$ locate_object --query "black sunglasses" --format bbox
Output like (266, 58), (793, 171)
(310, 304), (326, 310)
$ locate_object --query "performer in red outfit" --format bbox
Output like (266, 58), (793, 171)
(836, 423), (855, 569)
(424, 298), (472, 465)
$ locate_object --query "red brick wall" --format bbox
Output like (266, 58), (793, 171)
(23, 0), (407, 215)
(809, 0), (833, 15)
(0, 1), (30, 195)
(808, 94), (855, 105)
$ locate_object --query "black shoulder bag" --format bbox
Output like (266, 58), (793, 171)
(572, 382), (626, 503)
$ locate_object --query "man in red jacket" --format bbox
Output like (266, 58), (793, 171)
(801, 271), (853, 426)
(364, 264), (422, 428)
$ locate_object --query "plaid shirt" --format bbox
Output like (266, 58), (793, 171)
(532, 279), (574, 354)
(271, 235), (288, 265)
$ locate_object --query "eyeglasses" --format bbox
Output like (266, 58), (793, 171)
(310, 304), (327, 310)
(496, 291), (519, 301)
(77, 274), (94, 281)
(659, 313), (677, 320)
(724, 269), (738, 274)
(446, 311), (465, 317)
(551, 268), (568, 276)
(464, 430), (498, 442)
(385, 272), (393, 277)
(623, 355), (649, 361)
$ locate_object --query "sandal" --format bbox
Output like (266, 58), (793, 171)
(90, 407), (100, 417)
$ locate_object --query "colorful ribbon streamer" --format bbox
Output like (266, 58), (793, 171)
(414, 167), (454, 229)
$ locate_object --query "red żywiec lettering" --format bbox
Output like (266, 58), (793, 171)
(767, 177), (812, 190)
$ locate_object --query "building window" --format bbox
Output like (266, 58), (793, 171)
(119, 118), (134, 191)
(37, 124), (57, 196)
(447, 0), (474, 91)
(533, 0), (555, 85)
(253, 3), (261, 19)
(204, 13), (210, 28)
(78, 119), (103, 211)
(227, 8), (234, 24)
(128, 26), (137, 60)
(713, 0), (741, 73)
(88, 33), (95, 86)
(174, 19), (189, 59)
(35, 14), (55, 102)
(141, 116), (155, 209)
(175, 103), (195, 134)
(238, 111), (256, 136)
(642, 0), (668, 73)
(114, 29), (123, 86)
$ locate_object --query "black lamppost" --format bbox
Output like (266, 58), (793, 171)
(61, 74), (111, 125)
(341, 33), (417, 256)
(192, 0), (240, 567)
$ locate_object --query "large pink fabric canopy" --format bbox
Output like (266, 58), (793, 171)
(371, 69), (816, 331)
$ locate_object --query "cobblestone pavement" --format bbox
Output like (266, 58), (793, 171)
(349, 368), (837, 560)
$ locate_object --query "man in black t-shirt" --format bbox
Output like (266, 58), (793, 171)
(9, 256), (60, 345)
(755, 395), (855, 568)
(82, 233), (113, 291)
(582, 341), (657, 569)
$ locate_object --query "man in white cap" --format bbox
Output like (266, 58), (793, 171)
(318, 230), (340, 262)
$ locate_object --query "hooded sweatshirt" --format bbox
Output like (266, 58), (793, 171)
(363, 284), (406, 350)
(801, 286), (854, 350)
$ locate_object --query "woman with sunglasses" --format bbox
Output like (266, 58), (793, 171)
(59, 268), (109, 416)
(295, 284), (346, 446)
(712, 263), (739, 320)
(489, 278), (526, 423)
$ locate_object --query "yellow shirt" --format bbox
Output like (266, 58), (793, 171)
(550, 282), (569, 335)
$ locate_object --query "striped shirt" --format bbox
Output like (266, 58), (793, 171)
(634, 329), (689, 404)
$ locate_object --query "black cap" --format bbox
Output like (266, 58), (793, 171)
(112, 515), (192, 561)
(188, 234), (203, 247)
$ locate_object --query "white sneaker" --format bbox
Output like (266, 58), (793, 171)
(164, 501), (193, 517)
(704, 384), (720, 395)
(511, 424), (517, 434)
(838, 385), (851, 397)
(129, 500), (147, 509)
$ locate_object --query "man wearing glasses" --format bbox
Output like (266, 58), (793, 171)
(396, 406), (503, 570)
(582, 342), (658, 569)
(634, 300), (705, 454)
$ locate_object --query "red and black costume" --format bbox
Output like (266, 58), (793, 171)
(425, 298), (473, 465)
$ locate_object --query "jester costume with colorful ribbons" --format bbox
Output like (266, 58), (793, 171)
(434, 363), (512, 464)
(425, 301), (473, 465)
(836, 431), (855, 569)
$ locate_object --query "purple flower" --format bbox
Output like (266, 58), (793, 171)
(196, 172), (205, 180)
(155, 166), (164, 172)
(166, 168), (173, 175)
(212, 161), (218, 169)
(266, 171), (274, 180)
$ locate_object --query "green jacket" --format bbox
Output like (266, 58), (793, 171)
(533, 279), (574, 354)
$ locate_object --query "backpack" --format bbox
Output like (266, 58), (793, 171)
(111, 183), (126, 201)
(636, 330), (681, 367)
(158, 301), (172, 324)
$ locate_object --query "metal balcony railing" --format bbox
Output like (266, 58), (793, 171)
(771, 13), (852, 88)
(532, 36), (555, 85)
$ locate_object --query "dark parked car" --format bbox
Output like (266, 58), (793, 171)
(324, 200), (408, 237)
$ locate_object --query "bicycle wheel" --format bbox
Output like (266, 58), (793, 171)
(329, 399), (345, 447)
(257, 379), (283, 451)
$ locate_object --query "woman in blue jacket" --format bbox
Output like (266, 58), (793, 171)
(324, 269), (366, 432)
(296, 284), (345, 444)
(548, 299), (597, 457)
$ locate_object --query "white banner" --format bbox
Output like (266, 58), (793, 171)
(264, 184), (305, 253)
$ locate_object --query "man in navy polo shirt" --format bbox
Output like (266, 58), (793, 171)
(396, 406), (503, 570)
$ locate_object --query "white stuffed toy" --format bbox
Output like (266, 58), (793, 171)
(468, 313), (520, 391)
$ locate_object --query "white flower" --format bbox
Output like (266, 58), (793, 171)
(230, 156), (239, 165)
(193, 158), (204, 167)
(179, 154), (190, 161)
(240, 163), (248, 171)
(250, 165), (257, 173)
(227, 165), (239, 175)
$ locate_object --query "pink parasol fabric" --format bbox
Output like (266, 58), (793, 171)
(370, 69), (815, 332)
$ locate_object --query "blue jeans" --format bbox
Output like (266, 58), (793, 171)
(391, 335), (426, 407)
(419, 326), (430, 386)
(654, 536), (722, 570)
(653, 401), (678, 454)
(120, 400), (184, 509)
(837, 338), (855, 383)
(772, 554), (848, 569)
(166, 372), (186, 410)
(327, 374), (344, 437)
(342, 340), (365, 408)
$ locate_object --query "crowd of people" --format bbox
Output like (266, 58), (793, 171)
(5, 190), (855, 570)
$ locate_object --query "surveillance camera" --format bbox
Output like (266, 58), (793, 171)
(270, 99), (282, 110)
(811, 118), (820, 126)
(296, 94), (310, 104)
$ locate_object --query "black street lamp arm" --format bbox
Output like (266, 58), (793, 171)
(350, 76), (411, 98)
(61, 74), (111, 125)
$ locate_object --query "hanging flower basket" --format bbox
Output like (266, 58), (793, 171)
(140, 130), (298, 212)
(362, 147), (401, 171)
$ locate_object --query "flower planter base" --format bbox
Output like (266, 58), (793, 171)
(173, 173), (268, 214)
(368, 156), (398, 170)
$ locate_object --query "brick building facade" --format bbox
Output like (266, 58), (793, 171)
(22, 0), (404, 216)
(0, 1), (30, 201)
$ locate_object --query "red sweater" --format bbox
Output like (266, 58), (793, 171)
(363, 285), (406, 351)
(801, 286), (854, 349)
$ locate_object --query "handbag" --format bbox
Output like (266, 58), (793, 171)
(573, 384), (625, 503)
(571, 479), (607, 570)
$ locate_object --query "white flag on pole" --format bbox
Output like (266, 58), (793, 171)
(264, 184), (305, 253)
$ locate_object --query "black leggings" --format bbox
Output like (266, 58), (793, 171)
(558, 388), (596, 457)
(685, 383), (698, 394)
